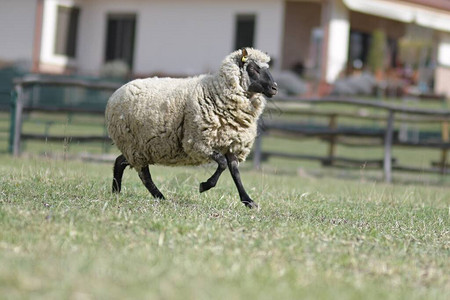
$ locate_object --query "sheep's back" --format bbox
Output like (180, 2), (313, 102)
(105, 77), (200, 168)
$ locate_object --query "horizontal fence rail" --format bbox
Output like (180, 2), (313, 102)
(278, 96), (450, 116)
(15, 75), (122, 90)
(10, 75), (121, 156)
(255, 97), (450, 182)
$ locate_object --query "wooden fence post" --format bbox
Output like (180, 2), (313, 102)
(383, 111), (395, 183)
(12, 84), (24, 157)
(325, 114), (337, 166)
(440, 121), (449, 174)
(8, 89), (17, 154)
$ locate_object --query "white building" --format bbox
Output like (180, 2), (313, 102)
(1, 0), (450, 97)
(0, 0), (284, 76)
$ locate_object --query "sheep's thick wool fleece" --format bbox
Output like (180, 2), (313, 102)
(105, 49), (270, 169)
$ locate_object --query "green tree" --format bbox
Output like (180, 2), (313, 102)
(367, 29), (386, 74)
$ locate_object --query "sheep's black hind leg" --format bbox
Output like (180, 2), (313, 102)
(226, 153), (257, 209)
(112, 154), (129, 193)
(199, 152), (227, 193)
(138, 166), (165, 200)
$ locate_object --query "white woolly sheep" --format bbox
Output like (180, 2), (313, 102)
(105, 48), (278, 208)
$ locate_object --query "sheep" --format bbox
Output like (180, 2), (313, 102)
(105, 48), (278, 208)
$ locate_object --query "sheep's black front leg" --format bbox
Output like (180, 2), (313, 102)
(112, 154), (129, 193)
(199, 151), (227, 193)
(138, 166), (165, 200)
(226, 153), (257, 209)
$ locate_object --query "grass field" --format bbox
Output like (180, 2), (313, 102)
(1, 154), (449, 299)
(0, 97), (449, 298)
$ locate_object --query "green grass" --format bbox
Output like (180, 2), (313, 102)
(0, 111), (10, 153)
(8, 107), (448, 180)
(1, 98), (449, 298)
(1, 155), (449, 299)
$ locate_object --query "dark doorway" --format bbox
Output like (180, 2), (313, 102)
(234, 14), (256, 50)
(105, 14), (136, 70)
(348, 30), (371, 69)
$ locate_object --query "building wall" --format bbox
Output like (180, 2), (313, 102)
(0, 0), (36, 65)
(281, 1), (321, 70)
(435, 67), (450, 98)
(349, 11), (406, 39)
(75, 0), (284, 76)
(435, 33), (450, 98)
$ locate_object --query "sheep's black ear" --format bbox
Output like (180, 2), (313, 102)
(239, 48), (248, 68)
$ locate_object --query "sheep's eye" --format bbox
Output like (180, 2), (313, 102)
(247, 64), (260, 76)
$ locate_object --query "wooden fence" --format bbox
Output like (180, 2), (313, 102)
(10, 76), (450, 182)
(253, 97), (450, 182)
(10, 75), (121, 155)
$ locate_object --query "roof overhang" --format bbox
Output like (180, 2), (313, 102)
(343, 0), (450, 32)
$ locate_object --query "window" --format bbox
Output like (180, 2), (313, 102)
(105, 14), (136, 70)
(234, 14), (256, 50)
(54, 5), (80, 58)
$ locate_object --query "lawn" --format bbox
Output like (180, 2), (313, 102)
(0, 154), (449, 299)
(0, 96), (449, 298)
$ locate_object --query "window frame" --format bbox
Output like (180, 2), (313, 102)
(54, 4), (80, 58)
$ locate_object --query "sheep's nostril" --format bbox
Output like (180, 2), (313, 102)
(271, 83), (278, 91)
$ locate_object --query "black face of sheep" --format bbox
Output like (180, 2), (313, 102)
(246, 61), (278, 98)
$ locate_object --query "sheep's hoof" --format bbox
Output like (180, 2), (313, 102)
(199, 182), (210, 193)
(153, 193), (166, 200)
(243, 201), (258, 209)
